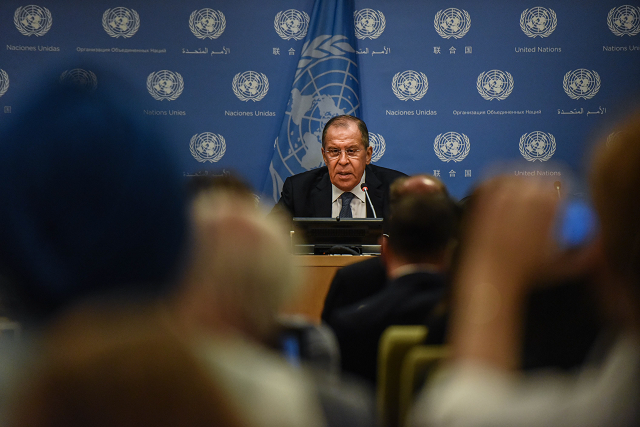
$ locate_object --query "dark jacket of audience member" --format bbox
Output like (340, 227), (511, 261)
(321, 257), (387, 324)
(327, 192), (458, 385)
(321, 175), (453, 326)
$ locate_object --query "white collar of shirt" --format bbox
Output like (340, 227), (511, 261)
(331, 172), (367, 218)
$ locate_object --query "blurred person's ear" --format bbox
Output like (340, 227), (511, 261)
(442, 239), (458, 273)
(380, 234), (389, 269)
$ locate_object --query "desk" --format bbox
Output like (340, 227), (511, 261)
(281, 255), (376, 323)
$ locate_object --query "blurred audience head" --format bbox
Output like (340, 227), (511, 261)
(186, 172), (255, 201)
(389, 174), (448, 208)
(383, 174), (458, 270)
(8, 304), (243, 427)
(0, 66), (188, 325)
(176, 180), (299, 342)
(386, 191), (459, 266)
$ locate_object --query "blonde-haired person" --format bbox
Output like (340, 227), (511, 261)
(173, 186), (327, 427)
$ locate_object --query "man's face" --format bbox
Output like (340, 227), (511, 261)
(322, 122), (372, 192)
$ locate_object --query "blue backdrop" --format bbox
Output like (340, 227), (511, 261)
(1, 0), (639, 202)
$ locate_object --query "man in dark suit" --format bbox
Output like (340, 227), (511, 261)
(326, 188), (459, 386)
(271, 115), (406, 219)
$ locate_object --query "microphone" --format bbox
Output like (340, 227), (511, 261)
(361, 183), (377, 218)
(554, 181), (561, 199)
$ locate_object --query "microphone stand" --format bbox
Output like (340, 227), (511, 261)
(361, 183), (377, 218)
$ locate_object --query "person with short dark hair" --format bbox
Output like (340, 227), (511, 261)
(321, 174), (451, 324)
(326, 177), (459, 385)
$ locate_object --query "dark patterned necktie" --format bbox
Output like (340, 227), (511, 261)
(339, 192), (354, 218)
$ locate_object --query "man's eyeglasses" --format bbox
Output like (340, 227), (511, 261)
(324, 148), (362, 159)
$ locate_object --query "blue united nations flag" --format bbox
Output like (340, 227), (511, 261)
(261, 0), (360, 205)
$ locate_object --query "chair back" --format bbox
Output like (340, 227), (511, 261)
(398, 345), (449, 427)
(377, 325), (428, 427)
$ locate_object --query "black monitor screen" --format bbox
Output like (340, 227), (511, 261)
(292, 217), (383, 247)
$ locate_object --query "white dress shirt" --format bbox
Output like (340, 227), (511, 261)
(331, 172), (367, 218)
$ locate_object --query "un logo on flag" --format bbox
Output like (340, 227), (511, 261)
(520, 7), (557, 38)
(190, 133), (226, 163)
(477, 70), (514, 101)
(189, 9), (226, 39)
(354, 9), (386, 40)
(274, 9), (309, 40)
(0, 70), (9, 98)
(563, 69), (600, 99)
(369, 133), (386, 162)
(147, 71), (184, 101)
(607, 5), (640, 36)
(434, 132), (470, 162)
(102, 7), (140, 38)
(232, 71), (269, 102)
(520, 132), (556, 162)
(14, 5), (52, 37)
(392, 70), (428, 101)
(434, 8), (470, 39)
(274, 35), (359, 172)
(60, 69), (97, 91)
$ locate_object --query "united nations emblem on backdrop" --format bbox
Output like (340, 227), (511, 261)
(434, 8), (470, 39)
(147, 71), (184, 101)
(392, 70), (428, 101)
(434, 132), (470, 162)
(0, 70), (9, 98)
(520, 131), (556, 162)
(520, 7), (557, 38)
(477, 70), (514, 101)
(354, 9), (386, 40)
(232, 71), (269, 102)
(369, 133), (386, 162)
(607, 5), (640, 36)
(190, 9), (226, 39)
(60, 69), (97, 91)
(190, 133), (226, 163)
(563, 69), (600, 99)
(273, 35), (359, 174)
(274, 9), (309, 40)
(102, 7), (139, 38)
(263, 0), (362, 204)
(14, 5), (52, 37)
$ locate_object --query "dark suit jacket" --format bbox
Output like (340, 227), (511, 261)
(321, 256), (387, 323)
(270, 164), (406, 219)
(326, 271), (446, 386)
